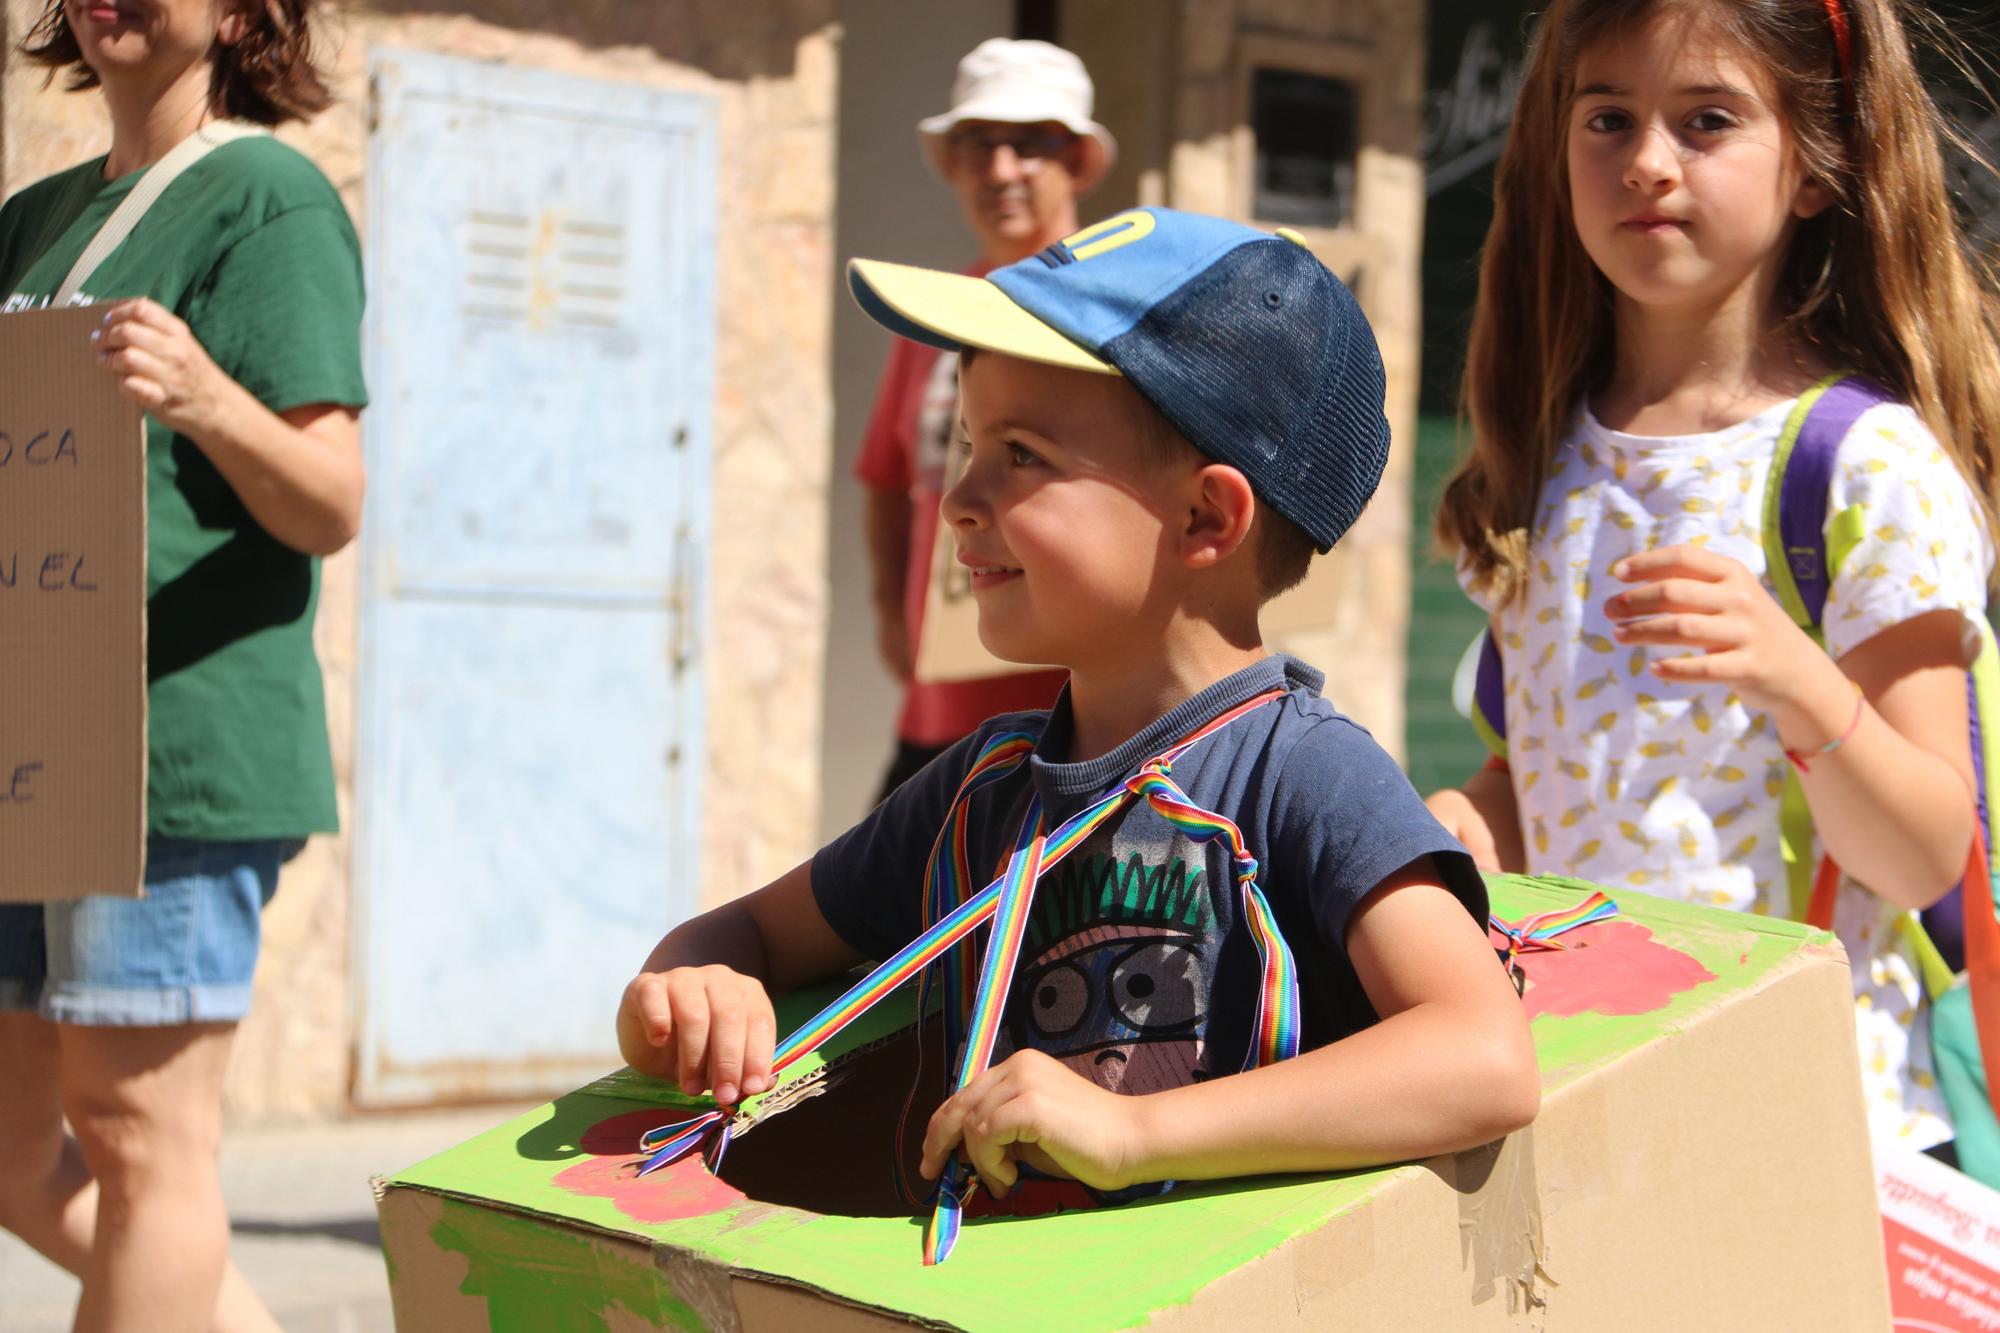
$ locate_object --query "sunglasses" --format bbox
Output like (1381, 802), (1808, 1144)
(944, 125), (1080, 168)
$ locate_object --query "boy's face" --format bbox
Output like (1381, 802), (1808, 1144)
(943, 352), (1192, 671)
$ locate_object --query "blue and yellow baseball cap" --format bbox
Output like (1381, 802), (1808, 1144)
(848, 207), (1391, 551)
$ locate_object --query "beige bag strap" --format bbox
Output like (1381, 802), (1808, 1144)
(53, 120), (268, 306)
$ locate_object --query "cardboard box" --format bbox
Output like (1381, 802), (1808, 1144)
(0, 307), (147, 901)
(376, 877), (1892, 1329)
(1880, 1145), (2000, 1331)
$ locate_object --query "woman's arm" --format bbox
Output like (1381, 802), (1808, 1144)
(921, 858), (1539, 1195)
(94, 297), (364, 555)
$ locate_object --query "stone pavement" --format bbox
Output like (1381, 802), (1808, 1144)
(0, 1104), (534, 1333)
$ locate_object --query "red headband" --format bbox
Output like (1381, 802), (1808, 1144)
(1824, 0), (1855, 105)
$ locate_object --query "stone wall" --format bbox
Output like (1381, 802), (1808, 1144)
(1, 0), (839, 1119)
(1066, 0), (1426, 755)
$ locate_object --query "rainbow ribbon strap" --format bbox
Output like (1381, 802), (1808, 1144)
(925, 803), (1050, 1265)
(919, 733), (1038, 1088)
(638, 689), (1300, 1269)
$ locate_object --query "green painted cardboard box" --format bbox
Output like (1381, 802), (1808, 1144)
(375, 877), (1893, 1329)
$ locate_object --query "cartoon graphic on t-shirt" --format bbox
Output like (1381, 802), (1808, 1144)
(997, 845), (1219, 1095)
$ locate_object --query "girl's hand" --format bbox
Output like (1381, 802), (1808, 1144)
(1426, 788), (1500, 869)
(1604, 545), (1841, 715)
(616, 964), (778, 1107)
(91, 299), (232, 439)
(920, 1049), (1141, 1197)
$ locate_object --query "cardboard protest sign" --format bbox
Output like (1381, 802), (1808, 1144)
(0, 307), (147, 901)
(377, 878), (1890, 1329)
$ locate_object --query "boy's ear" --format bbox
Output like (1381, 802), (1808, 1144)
(1180, 464), (1258, 570)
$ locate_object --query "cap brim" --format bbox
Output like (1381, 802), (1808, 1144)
(848, 258), (1117, 376)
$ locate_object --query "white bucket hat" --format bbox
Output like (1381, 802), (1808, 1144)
(917, 39), (1117, 193)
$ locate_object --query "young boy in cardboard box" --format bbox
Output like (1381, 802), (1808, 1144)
(617, 209), (1537, 1212)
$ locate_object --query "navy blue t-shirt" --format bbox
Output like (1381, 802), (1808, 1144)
(812, 656), (1486, 1097)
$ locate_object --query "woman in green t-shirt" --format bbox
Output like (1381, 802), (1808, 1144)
(0, 3), (366, 1329)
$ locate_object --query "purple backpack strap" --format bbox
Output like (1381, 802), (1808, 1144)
(1474, 628), (1507, 749)
(1776, 375), (1968, 970)
(1777, 376), (1895, 627)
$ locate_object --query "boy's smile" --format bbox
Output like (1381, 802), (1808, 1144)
(957, 553), (1024, 591)
(943, 352), (1190, 672)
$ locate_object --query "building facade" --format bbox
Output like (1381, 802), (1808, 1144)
(1, 0), (1426, 1119)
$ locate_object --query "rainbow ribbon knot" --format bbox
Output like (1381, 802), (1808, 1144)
(1489, 891), (1618, 992)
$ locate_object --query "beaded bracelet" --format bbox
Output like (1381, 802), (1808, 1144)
(1783, 681), (1865, 773)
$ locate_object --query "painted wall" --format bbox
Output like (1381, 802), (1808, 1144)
(0, 0), (840, 1119)
(1068, 0), (1427, 754)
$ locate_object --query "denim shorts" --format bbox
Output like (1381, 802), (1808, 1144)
(0, 835), (295, 1026)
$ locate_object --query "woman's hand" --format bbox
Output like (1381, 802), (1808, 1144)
(1604, 544), (1842, 717)
(88, 297), (365, 554)
(92, 299), (232, 439)
(920, 1049), (1142, 1197)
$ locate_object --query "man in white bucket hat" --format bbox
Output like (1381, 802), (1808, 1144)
(857, 38), (1117, 801)
(917, 38), (1117, 242)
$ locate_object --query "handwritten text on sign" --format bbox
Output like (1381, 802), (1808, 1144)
(0, 307), (147, 901)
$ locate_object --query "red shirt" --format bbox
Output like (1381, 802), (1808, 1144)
(855, 318), (1065, 746)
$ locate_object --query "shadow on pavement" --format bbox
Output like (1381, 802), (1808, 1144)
(231, 1216), (382, 1249)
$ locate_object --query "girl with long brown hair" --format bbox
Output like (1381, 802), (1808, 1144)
(1427, 0), (2000, 1153)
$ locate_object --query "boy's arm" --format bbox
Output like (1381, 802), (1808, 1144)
(618, 862), (863, 1105)
(921, 858), (1539, 1195)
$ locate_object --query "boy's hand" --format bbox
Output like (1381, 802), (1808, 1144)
(1605, 545), (1839, 716)
(616, 964), (778, 1106)
(920, 1049), (1141, 1197)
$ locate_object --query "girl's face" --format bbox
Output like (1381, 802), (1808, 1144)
(64, 0), (234, 88)
(1565, 11), (1830, 319)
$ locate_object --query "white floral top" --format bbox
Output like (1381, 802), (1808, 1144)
(1463, 397), (1993, 1150)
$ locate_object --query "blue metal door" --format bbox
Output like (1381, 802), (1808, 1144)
(355, 50), (715, 1105)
